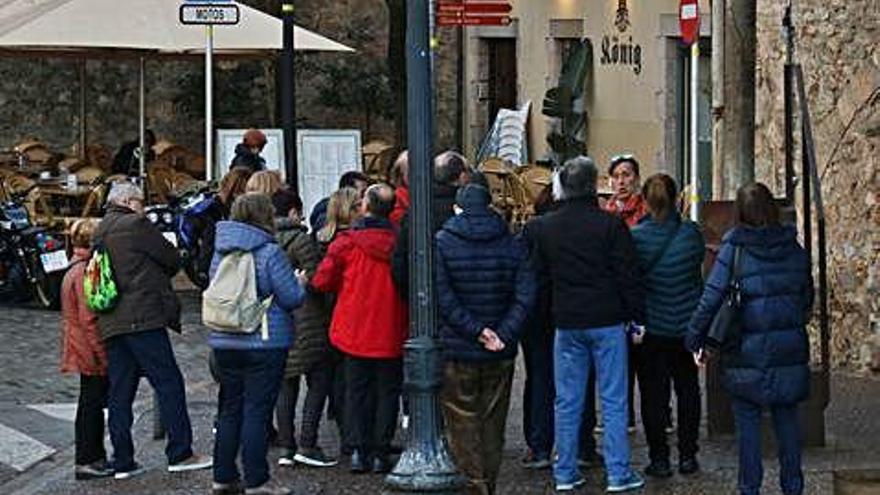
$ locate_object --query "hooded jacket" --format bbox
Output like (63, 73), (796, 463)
(631, 212), (705, 338)
(275, 217), (331, 377)
(311, 217), (408, 359)
(230, 143), (266, 172)
(389, 185), (410, 226)
(686, 225), (813, 405)
(94, 204), (181, 340)
(208, 221), (304, 350)
(435, 186), (535, 362)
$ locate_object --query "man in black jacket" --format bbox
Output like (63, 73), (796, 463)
(527, 157), (645, 493)
(95, 182), (212, 479)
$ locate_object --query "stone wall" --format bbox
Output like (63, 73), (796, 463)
(755, 0), (880, 372)
(0, 0), (460, 161)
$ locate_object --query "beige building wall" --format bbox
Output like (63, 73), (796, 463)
(463, 0), (711, 179)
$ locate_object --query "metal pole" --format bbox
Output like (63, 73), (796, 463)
(205, 25), (214, 182)
(78, 59), (87, 160)
(280, 2), (297, 191)
(139, 56), (146, 179)
(384, 0), (465, 490)
(783, 4), (795, 204)
(689, 41), (700, 221)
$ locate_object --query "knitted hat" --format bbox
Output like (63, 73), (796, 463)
(455, 183), (492, 212)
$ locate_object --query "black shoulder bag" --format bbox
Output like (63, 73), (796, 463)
(705, 246), (743, 352)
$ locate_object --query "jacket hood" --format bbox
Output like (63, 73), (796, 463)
(233, 143), (252, 156)
(443, 210), (509, 242)
(724, 224), (800, 261)
(455, 184), (492, 212)
(350, 217), (396, 261)
(275, 216), (306, 233)
(215, 220), (276, 253)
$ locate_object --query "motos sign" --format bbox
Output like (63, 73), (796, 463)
(179, 3), (240, 25)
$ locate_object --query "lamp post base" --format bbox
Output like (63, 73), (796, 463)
(384, 440), (465, 492)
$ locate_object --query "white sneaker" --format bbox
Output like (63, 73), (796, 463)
(114, 463), (146, 480)
(556, 477), (587, 492)
(168, 453), (213, 473)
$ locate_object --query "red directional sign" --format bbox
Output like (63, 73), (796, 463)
(679, 0), (700, 45)
(437, 1), (511, 26)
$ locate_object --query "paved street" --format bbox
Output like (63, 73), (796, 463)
(0, 291), (879, 494)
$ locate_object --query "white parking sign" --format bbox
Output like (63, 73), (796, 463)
(179, 3), (240, 25)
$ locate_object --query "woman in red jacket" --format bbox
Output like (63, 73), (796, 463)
(60, 219), (113, 480)
(311, 184), (408, 475)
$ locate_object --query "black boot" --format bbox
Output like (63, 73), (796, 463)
(644, 459), (673, 479)
(350, 450), (368, 474)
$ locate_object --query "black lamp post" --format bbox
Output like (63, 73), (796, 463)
(280, 1), (297, 192)
(383, 0), (465, 492)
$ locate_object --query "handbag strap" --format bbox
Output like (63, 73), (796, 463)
(728, 246), (744, 303)
(644, 221), (683, 275)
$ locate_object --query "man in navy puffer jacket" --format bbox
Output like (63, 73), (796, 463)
(435, 182), (535, 495)
(687, 183), (813, 495)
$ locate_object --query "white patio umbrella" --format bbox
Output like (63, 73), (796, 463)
(0, 0), (353, 177)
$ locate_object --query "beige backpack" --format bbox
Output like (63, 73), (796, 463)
(202, 251), (272, 340)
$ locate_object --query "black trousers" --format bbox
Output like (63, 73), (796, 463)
(276, 362), (334, 451)
(75, 374), (109, 465)
(636, 334), (701, 462)
(521, 324), (598, 458)
(344, 356), (402, 457)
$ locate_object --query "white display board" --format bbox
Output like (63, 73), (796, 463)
(297, 130), (362, 227)
(216, 128), (286, 180)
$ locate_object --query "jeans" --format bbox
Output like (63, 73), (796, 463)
(106, 329), (193, 471)
(213, 348), (287, 489)
(344, 356), (402, 457)
(636, 334), (700, 463)
(553, 324), (634, 485)
(442, 360), (515, 495)
(75, 374), (108, 466)
(732, 399), (804, 495)
(276, 361), (334, 451)
(522, 325), (598, 459)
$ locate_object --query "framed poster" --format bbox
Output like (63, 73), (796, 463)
(297, 130), (362, 227)
(216, 129), (286, 181)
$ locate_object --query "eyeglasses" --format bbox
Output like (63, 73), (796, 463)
(610, 153), (635, 165)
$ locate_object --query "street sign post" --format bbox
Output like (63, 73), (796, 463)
(680, 0), (700, 221)
(436, 0), (511, 27)
(179, 0), (239, 181)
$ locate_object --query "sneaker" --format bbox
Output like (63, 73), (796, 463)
(577, 451), (605, 469)
(294, 447), (337, 467)
(556, 477), (587, 492)
(679, 457), (699, 475)
(521, 450), (552, 470)
(278, 449), (295, 467)
(74, 459), (114, 480)
(244, 479), (293, 495)
(644, 459), (673, 479)
(213, 481), (244, 495)
(168, 453), (213, 473)
(607, 472), (645, 492)
(113, 462), (146, 480)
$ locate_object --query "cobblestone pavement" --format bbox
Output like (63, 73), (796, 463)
(1, 292), (879, 494)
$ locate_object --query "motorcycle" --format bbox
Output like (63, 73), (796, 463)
(0, 186), (68, 309)
(146, 186), (218, 290)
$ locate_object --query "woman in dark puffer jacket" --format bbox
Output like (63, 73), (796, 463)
(271, 190), (335, 468)
(686, 183), (813, 495)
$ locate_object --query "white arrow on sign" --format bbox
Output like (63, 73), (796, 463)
(179, 3), (240, 25)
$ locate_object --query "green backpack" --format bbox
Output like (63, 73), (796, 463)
(84, 243), (119, 312)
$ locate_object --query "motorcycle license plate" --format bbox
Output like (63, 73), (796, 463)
(163, 232), (178, 247)
(40, 250), (69, 273)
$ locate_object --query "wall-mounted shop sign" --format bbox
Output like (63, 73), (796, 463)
(599, 0), (643, 75)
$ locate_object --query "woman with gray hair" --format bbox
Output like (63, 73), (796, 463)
(209, 193), (307, 495)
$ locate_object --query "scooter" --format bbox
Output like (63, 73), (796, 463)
(0, 186), (68, 309)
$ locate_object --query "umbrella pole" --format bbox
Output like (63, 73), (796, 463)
(205, 25), (214, 182)
(78, 59), (87, 160)
(139, 56), (146, 179)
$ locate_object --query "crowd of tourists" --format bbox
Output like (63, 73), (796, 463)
(59, 146), (814, 495)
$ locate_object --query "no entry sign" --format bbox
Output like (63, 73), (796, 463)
(679, 0), (699, 45)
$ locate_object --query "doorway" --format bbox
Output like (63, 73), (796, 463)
(486, 38), (518, 127)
